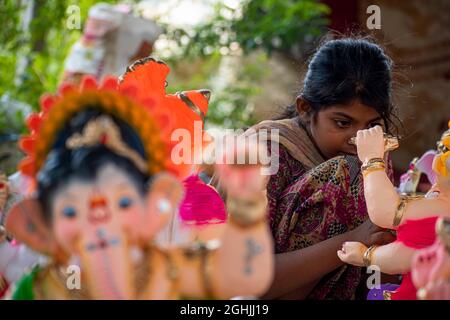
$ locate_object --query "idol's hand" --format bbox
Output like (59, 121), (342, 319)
(417, 279), (450, 300)
(355, 126), (385, 162)
(215, 139), (269, 225)
(337, 241), (367, 267)
(215, 140), (269, 200)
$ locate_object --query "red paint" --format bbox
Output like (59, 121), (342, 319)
(100, 133), (108, 145)
(89, 196), (107, 209)
(98, 239), (108, 249)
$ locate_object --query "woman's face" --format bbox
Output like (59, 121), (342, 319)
(298, 99), (385, 160)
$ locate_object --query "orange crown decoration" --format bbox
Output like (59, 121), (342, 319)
(435, 120), (450, 177)
(19, 58), (211, 181)
(119, 57), (211, 178)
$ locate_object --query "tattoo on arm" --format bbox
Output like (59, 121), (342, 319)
(244, 238), (263, 275)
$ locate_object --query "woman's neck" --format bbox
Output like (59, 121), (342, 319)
(296, 117), (328, 161)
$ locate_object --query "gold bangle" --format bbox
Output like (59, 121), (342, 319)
(226, 195), (267, 228)
(362, 166), (386, 178)
(363, 245), (378, 267)
(393, 195), (425, 227)
(361, 158), (386, 177)
(183, 240), (220, 299)
(393, 197), (407, 227)
(361, 158), (385, 170)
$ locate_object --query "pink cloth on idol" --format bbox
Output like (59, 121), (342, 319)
(392, 216), (438, 300)
(179, 175), (226, 225)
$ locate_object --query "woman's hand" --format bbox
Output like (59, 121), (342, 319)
(350, 219), (396, 247)
(337, 241), (367, 266)
(355, 126), (385, 162)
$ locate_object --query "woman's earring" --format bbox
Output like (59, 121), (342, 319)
(157, 198), (172, 215)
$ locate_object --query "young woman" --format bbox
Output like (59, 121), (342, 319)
(251, 37), (401, 299)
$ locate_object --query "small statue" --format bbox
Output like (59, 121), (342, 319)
(411, 217), (450, 300)
(0, 172), (9, 296)
(4, 59), (274, 300)
(398, 150), (437, 195)
(338, 123), (450, 300)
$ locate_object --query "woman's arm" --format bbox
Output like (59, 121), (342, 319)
(262, 230), (357, 299)
(264, 219), (395, 299)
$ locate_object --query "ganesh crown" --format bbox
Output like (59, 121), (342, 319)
(435, 120), (450, 177)
(18, 57), (211, 182)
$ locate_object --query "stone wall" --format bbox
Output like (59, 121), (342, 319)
(358, 0), (450, 168)
(252, 0), (450, 170)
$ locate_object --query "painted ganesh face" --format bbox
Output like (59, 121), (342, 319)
(6, 162), (183, 299)
(50, 163), (147, 299)
(51, 163), (144, 254)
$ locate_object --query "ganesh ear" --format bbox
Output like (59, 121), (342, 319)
(5, 198), (62, 258)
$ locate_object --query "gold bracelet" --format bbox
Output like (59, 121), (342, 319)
(361, 158), (386, 177)
(227, 195), (267, 228)
(183, 240), (220, 299)
(363, 245), (378, 267)
(362, 165), (386, 178)
(393, 195), (425, 227)
(361, 158), (385, 170)
(393, 199), (406, 227)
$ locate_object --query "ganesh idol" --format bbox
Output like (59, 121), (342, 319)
(338, 123), (450, 300)
(3, 58), (274, 300)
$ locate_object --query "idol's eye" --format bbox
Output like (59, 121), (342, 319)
(62, 206), (77, 218)
(118, 196), (133, 209)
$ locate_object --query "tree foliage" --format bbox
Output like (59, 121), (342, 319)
(161, 0), (329, 129)
(0, 0), (121, 134)
(0, 0), (329, 137)
(164, 0), (329, 60)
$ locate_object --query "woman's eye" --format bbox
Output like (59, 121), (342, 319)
(335, 120), (351, 128)
(118, 196), (133, 209)
(369, 123), (382, 128)
(62, 206), (77, 218)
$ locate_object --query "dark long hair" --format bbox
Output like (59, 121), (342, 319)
(276, 37), (401, 134)
(37, 109), (150, 223)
